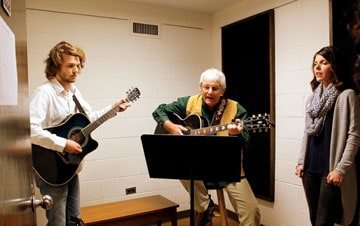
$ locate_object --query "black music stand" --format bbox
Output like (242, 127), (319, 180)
(140, 134), (242, 226)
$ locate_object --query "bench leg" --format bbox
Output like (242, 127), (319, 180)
(171, 210), (177, 226)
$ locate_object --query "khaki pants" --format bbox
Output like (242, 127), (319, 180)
(180, 178), (261, 226)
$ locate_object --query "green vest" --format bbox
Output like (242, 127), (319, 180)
(186, 94), (238, 136)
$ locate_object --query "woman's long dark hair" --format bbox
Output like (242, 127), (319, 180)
(310, 46), (354, 92)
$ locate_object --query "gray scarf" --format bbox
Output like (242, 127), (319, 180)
(305, 83), (339, 136)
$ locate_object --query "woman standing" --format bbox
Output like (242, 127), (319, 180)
(295, 46), (360, 226)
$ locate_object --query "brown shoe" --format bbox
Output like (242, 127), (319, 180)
(198, 198), (214, 226)
(196, 211), (204, 226)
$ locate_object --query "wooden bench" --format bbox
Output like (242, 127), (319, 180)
(81, 195), (179, 226)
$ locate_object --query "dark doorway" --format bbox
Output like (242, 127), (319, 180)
(331, 0), (358, 80)
(221, 10), (275, 201)
(331, 0), (360, 225)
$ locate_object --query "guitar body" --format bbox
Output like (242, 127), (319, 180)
(154, 113), (206, 134)
(32, 113), (98, 186)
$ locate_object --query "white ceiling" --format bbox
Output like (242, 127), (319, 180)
(125, 0), (243, 14)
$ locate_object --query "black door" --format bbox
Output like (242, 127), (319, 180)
(222, 10), (275, 201)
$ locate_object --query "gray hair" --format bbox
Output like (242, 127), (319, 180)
(199, 68), (226, 90)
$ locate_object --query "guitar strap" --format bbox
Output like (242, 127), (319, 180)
(210, 96), (227, 126)
(72, 94), (87, 115)
(205, 96), (229, 188)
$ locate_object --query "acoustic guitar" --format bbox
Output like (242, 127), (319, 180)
(32, 87), (140, 186)
(154, 112), (273, 135)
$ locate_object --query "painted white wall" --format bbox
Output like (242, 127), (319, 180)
(211, 0), (330, 225)
(26, 0), (332, 225)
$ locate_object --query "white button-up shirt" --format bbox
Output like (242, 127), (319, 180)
(30, 78), (112, 153)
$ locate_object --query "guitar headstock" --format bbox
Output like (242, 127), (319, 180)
(244, 113), (274, 133)
(126, 87), (141, 102)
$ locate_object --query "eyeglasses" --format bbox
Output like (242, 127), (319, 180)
(201, 85), (221, 92)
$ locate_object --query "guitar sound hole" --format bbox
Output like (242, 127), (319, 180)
(69, 129), (85, 145)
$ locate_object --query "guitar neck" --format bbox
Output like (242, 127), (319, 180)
(188, 117), (270, 135)
(81, 102), (123, 137)
(79, 87), (140, 137)
(189, 122), (233, 135)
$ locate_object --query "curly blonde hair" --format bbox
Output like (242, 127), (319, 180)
(44, 41), (86, 80)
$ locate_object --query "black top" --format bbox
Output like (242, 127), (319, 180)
(304, 106), (334, 176)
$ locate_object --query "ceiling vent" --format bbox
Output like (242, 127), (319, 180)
(131, 21), (161, 38)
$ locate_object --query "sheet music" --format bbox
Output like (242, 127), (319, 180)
(0, 15), (17, 105)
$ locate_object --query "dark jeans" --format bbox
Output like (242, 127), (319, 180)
(302, 172), (342, 226)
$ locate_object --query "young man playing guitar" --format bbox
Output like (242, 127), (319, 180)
(30, 41), (131, 226)
(152, 68), (261, 226)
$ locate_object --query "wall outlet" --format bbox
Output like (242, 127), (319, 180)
(125, 187), (136, 195)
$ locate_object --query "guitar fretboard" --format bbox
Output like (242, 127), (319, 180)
(188, 114), (271, 135)
(79, 87), (140, 138)
(190, 123), (233, 135)
(82, 108), (118, 137)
